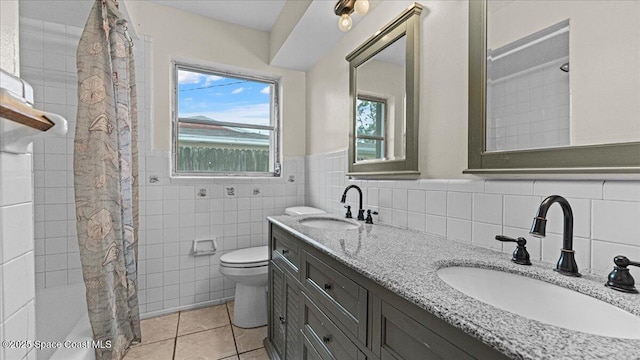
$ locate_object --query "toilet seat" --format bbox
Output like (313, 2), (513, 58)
(220, 246), (269, 268)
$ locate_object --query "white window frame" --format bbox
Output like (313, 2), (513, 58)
(171, 62), (281, 178)
(356, 94), (387, 161)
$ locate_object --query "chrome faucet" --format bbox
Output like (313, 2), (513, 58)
(530, 195), (581, 277)
(341, 185), (365, 220)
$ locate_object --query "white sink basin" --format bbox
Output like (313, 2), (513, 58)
(299, 217), (360, 230)
(437, 267), (640, 339)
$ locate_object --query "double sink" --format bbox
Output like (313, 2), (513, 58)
(297, 215), (640, 341)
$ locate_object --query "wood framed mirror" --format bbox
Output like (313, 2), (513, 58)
(466, 0), (640, 174)
(346, 3), (422, 177)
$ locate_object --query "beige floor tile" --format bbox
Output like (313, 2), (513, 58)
(220, 356), (240, 360)
(175, 325), (237, 360)
(233, 325), (267, 353)
(124, 339), (174, 360)
(140, 313), (179, 344)
(226, 301), (234, 321)
(239, 348), (269, 360)
(178, 304), (230, 336)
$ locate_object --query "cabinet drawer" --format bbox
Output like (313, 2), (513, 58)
(379, 301), (473, 360)
(304, 252), (367, 341)
(303, 294), (360, 360)
(272, 226), (300, 276)
(303, 333), (325, 360)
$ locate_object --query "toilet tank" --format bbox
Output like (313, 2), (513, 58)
(285, 206), (325, 216)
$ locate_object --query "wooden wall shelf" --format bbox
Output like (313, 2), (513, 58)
(0, 88), (54, 131)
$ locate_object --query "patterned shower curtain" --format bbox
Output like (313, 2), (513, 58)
(74, 0), (141, 358)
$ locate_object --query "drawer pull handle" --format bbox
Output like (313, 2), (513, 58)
(282, 249), (289, 255)
(279, 316), (286, 324)
(324, 283), (332, 291)
(322, 335), (332, 344)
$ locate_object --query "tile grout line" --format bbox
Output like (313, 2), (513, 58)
(135, 303), (256, 359)
(226, 301), (241, 358)
(172, 336), (178, 360)
(175, 322), (232, 338)
(173, 310), (181, 360)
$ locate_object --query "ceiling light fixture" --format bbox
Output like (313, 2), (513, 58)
(334, 0), (369, 32)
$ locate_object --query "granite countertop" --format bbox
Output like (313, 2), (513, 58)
(267, 214), (640, 360)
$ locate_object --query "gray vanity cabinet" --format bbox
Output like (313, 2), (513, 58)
(266, 223), (511, 360)
(269, 229), (304, 360)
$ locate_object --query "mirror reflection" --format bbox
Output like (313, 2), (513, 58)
(355, 36), (406, 162)
(487, 20), (569, 151)
(485, 0), (640, 153)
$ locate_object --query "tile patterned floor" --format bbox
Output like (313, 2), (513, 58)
(124, 301), (269, 360)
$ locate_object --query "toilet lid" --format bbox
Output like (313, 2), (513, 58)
(220, 246), (269, 268)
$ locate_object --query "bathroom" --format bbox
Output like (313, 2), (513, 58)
(0, 0), (638, 359)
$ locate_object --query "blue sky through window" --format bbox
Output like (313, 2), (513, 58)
(178, 69), (272, 126)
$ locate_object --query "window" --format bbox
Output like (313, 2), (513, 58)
(173, 63), (280, 176)
(355, 95), (386, 161)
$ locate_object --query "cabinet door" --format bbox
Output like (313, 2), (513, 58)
(270, 262), (286, 358)
(376, 301), (474, 360)
(270, 259), (304, 360)
(285, 276), (302, 360)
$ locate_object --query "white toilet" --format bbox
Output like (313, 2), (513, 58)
(220, 206), (325, 328)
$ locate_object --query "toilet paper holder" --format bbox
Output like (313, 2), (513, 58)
(192, 239), (217, 256)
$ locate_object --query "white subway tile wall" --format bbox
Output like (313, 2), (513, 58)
(21, 17), (96, 291)
(305, 149), (640, 281)
(486, 57), (570, 152)
(136, 166), (305, 316)
(0, 151), (36, 360)
(21, 17), (305, 316)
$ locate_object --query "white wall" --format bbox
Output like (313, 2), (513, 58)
(1, 3), (37, 358)
(125, 0), (307, 156)
(270, 0), (312, 62)
(306, 0), (469, 178)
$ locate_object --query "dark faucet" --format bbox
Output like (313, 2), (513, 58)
(530, 195), (581, 277)
(341, 185), (365, 220)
